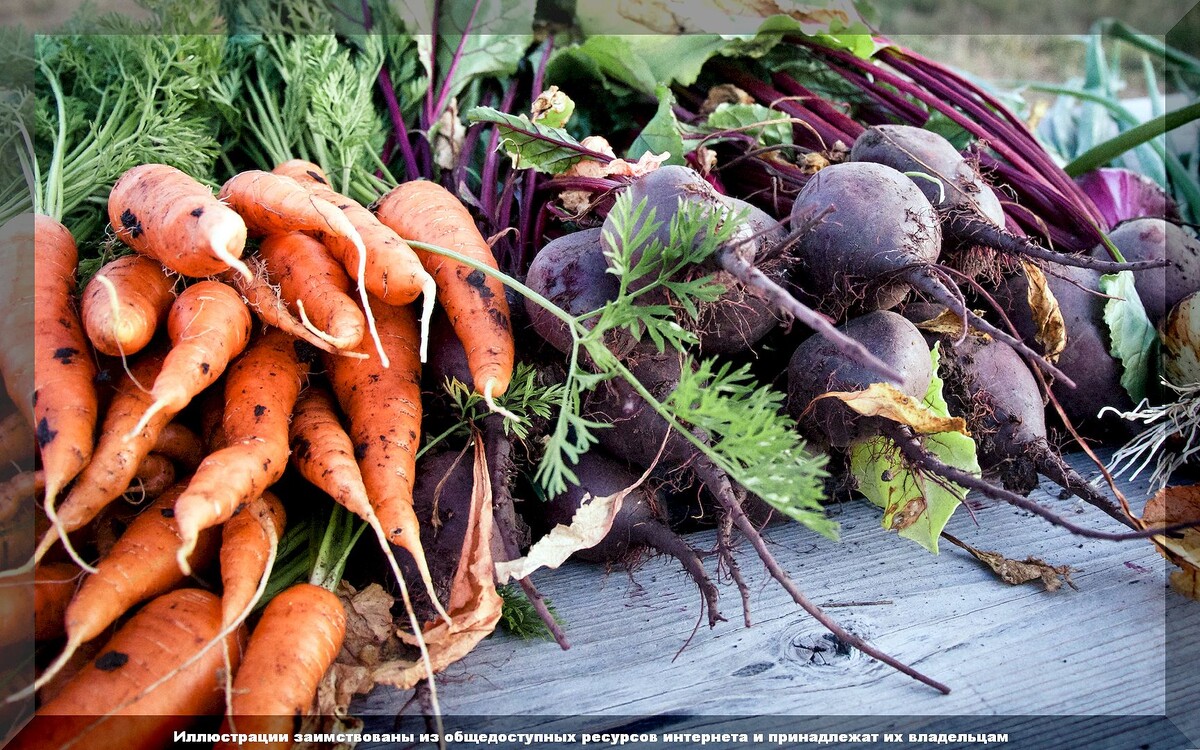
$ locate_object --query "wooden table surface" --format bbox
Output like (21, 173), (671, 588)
(357, 454), (1199, 748)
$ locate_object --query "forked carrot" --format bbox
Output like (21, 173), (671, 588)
(272, 160), (436, 362)
(35, 214), (99, 571)
(222, 256), (365, 359)
(107, 163), (251, 280)
(172, 328), (306, 573)
(81, 254), (174, 357)
(8, 588), (243, 750)
(257, 231), (365, 351)
(217, 170), (388, 366)
(289, 387), (446, 621)
(29, 484), (222, 695)
(214, 583), (344, 748)
(373, 180), (514, 412)
(218, 492), (285, 628)
(128, 281), (252, 439)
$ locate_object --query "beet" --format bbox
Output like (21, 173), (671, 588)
(542, 449), (723, 626)
(524, 228), (634, 358)
(849, 125), (1161, 275)
(996, 265), (1132, 436)
(789, 160), (1072, 385)
(1093, 218), (1200, 324)
(905, 307), (1132, 527)
(786, 311), (933, 448)
(606, 165), (900, 380)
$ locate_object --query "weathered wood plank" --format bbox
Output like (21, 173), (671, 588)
(355, 454), (1191, 739)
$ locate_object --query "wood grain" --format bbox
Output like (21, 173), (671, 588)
(355, 453), (1196, 745)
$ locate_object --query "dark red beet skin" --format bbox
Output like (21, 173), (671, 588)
(786, 310), (933, 448)
(1093, 218), (1200, 324)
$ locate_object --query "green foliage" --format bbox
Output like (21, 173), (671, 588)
(704, 102), (793, 148)
(1101, 270), (1157, 404)
(465, 107), (592, 174)
(497, 584), (563, 640)
(441, 362), (565, 442)
(849, 344), (981, 554)
(626, 85), (686, 165)
(33, 9), (225, 243)
(431, 0), (536, 111)
(670, 358), (832, 536)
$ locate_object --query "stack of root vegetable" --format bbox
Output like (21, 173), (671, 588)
(1, 159), (515, 749)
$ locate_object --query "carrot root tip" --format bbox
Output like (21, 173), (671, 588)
(418, 274), (437, 364)
(127, 399), (166, 442)
(42, 486), (98, 575)
(483, 379), (519, 422)
(210, 220), (252, 282)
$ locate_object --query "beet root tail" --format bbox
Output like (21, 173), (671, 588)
(947, 216), (1167, 273)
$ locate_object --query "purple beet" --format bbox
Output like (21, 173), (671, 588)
(542, 449), (723, 627)
(849, 125), (1162, 276)
(1092, 218), (1200, 324)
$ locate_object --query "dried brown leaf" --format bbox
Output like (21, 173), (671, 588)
(815, 382), (970, 436)
(943, 533), (1077, 592)
(1142, 485), (1200, 601)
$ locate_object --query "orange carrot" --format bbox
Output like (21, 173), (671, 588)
(172, 328), (306, 573)
(0, 470), (42, 526)
(81, 254), (175, 357)
(0, 569), (32, 650)
(373, 179), (514, 407)
(107, 164), (251, 280)
(34, 348), (174, 568)
(0, 215), (36, 430)
(127, 453), (175, 501)
(218, 492), (285, 628)
(8, 588), (243, 750)
(222, 256), (365, 359)
(0, 410), (34, 469)
(290, 387), (443, 618)
(34, 561), (80, 642)
(215, 583), (345, 749)
(257, 231), (366, 351)
(129, 280), (253, 438)
(35, 214), (100, 565)
(32, 484), (222, 692)
(271, 162), (436, 352)
(151, 423), (204, 472)
(35, 640), (101, 705)
(326, 301), (423, 552)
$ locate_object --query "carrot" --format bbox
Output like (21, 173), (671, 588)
(107, 164), (251, 280)
(217, 170), (390, 364)
(290, 387), (445, 619)
(0, 569), (32, 650)
(34, 346), (176, 569)
(36, 640), (101, 705)
(257, 231), (365, 351)
(0, 470), (42, 527)
(218, 492), (285, 628)
(373, 179), (514, 410)
(222, 256), (365, 360)
(34, 561), (80, 642)
(31, 484), (222, 693)
(0, 410), (34, 469)
(0, 215), (36, 430)
(8, 588), (243, 750)
(172, 328), (306, 573)
(35, 214), (100, 569)
(271, 161), (436, 362)
(128, 280), (253, 439)
(127, 453), (175, 502)
(151, 423), (204, 472)
(215, 583), (345, 749)
(81, 254), (175, 357)
(326, 301), (424, 554)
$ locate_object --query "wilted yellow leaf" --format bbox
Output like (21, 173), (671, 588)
(814, 382), (970, 436)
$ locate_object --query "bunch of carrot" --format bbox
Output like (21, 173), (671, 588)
(1, 158), (514, 748)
